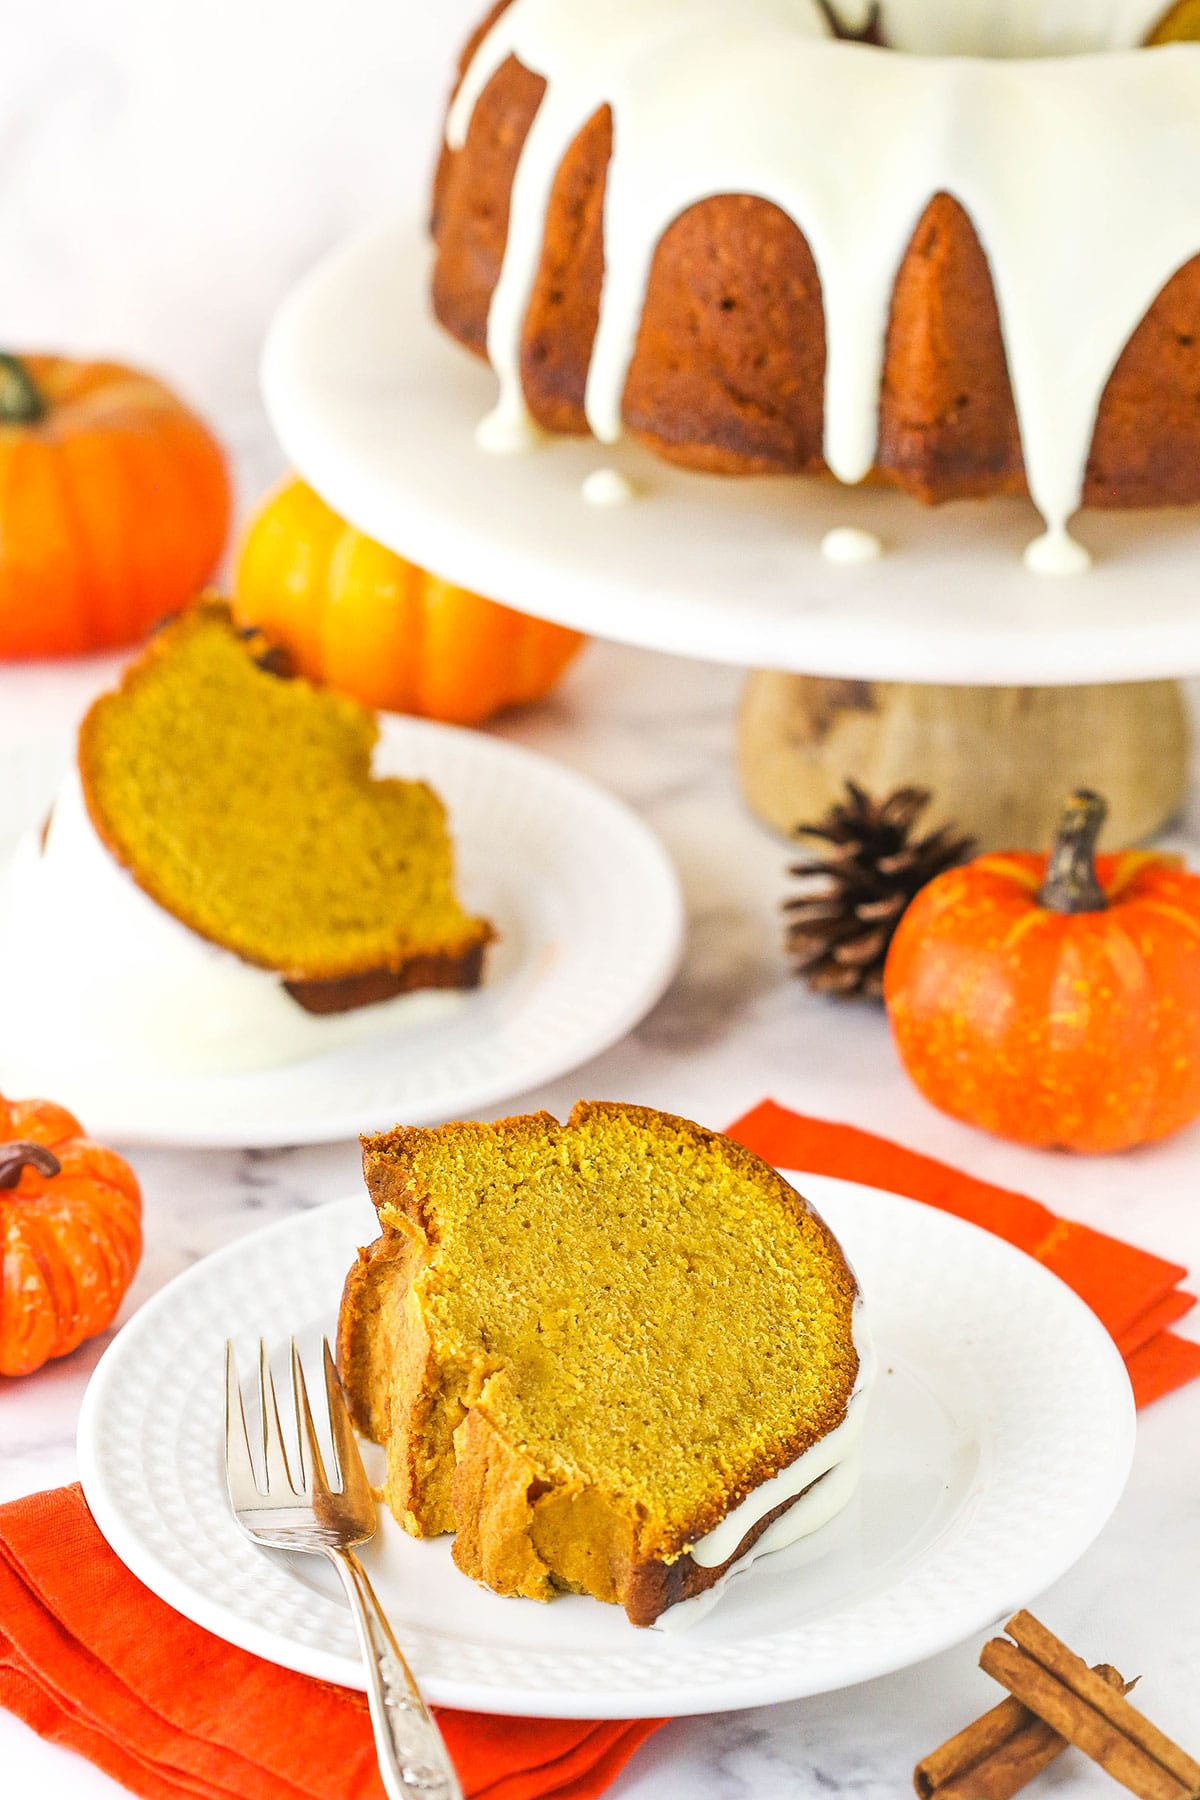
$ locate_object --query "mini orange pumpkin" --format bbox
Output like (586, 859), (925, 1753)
(0, 352), (231, 660)
(0, 1094), (142, 1377)
(234, 477), (585, 725)
(884, 790), (1200, 1154)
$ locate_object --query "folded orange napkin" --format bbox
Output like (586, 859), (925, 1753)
(0, 1486), (661, 1800)
(727, 1099), (1200, 1409)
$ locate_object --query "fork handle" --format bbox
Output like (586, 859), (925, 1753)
(327, 1546), (464, 1800)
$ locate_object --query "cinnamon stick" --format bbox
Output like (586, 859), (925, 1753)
(1004, 1613), (1200, 1795)
(914, 1664), (1127, 1799)
(982, 1635), (1198, 1800)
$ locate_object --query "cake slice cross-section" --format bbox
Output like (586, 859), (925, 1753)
(338, 1101), (870, 1627)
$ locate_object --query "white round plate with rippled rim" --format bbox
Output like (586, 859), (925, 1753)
(261, 221), (1200, 687)
(0, 718), (682, 1148)
(77, 1174), (1136, 1719)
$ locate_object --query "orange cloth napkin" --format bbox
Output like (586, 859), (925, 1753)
(727, 1099), (1200, 1409)
(4, 1104), (1198, 1800)
(0, 1486), (660, 1800)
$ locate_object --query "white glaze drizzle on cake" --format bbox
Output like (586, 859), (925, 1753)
(823, 0), (1176, 57)
(582, 467), (638, 506)
(475, 404), (544, 455)
(1024, 524), (1094, 574)
(449, 0), (1196, 571)
(651, 1311), (875, 1631)
(654, 1450), (865, 1632)
(686, 1311), (875, 1569)
(821, 526), (884, 565)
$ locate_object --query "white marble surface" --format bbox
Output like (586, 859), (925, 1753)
(2, 2), (1200, 1793)
(2, 639), (1200, 1798)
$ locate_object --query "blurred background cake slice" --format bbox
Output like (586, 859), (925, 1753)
(0, 604), (493, 1077)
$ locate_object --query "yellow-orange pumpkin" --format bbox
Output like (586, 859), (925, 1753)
(0, 1093), (142, 1377)
(1150, 0), (1200, 43)
(0, 353), (231, 659)
(884, 791), (1200, 1154)
(234, 477), (585, 725)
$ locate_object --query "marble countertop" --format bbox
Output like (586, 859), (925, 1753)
(3, 2), (1200, 1788)
(2, 633), (1199, 1799)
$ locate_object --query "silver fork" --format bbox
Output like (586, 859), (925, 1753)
(224, 1337), (464, 1800)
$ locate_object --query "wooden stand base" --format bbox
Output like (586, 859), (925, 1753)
(737, 673), (1192, 850)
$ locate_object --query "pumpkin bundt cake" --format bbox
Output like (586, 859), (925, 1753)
(338, 1102), (870, 1628)
(432, 0), (1200, 572)
(77, 603), (492, 1012)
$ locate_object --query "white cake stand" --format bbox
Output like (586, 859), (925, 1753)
(262, 221), (1200, 689)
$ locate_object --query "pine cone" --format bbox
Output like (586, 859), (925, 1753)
(785, 782), (975, 999)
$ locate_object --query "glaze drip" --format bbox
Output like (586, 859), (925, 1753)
(581, 468), (638, 506)
(823, 0), (1177, 57)
(448, 0), (1198, 569)
(0, 772), (464, 1079)
(687, 1320), (874, 1569)
(822, 526), (885, 565)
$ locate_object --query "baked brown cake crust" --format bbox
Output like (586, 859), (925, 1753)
(284, 942), (488, 1014)
(338, 1102), (862, 1627)
(431, 2), (1200, 512)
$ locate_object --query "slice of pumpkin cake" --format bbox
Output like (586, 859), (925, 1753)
(77, 601), (492, 1013)
(338, 1101), (871, 1628)
(0, 601), (493, 1081)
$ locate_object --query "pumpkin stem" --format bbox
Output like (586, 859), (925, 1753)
(1038, 790), (1109, 913)
(0, 1140), (62, 1189)
(0, 354), (46, 425)
(0, 1141), (62, 1189)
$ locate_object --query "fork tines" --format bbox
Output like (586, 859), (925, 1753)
(224, 1337), (350, 1505)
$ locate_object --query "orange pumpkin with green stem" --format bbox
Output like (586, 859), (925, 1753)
(0, 353), (230, 659)
(234, 477), (585, 725)
(0, 1094), (142, 1377)
(884, 790), (1200, 1153)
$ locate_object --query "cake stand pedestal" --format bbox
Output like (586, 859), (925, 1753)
(261, 222), (1199, 845)
(736, 674), (1191, 849)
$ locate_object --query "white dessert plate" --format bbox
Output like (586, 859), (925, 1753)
(77, 1173), (1136, 1719)
(0, 718), (682, 1147)
(262, 221), (1200, 687)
